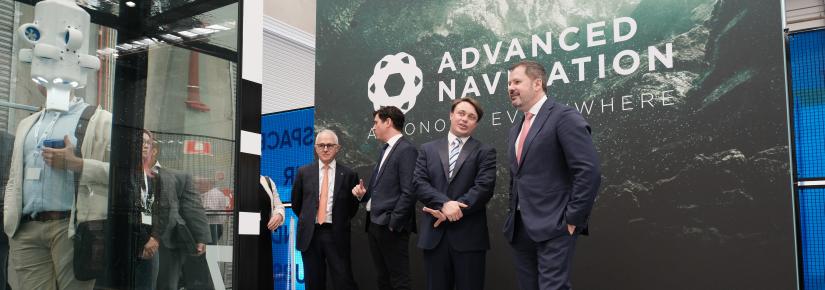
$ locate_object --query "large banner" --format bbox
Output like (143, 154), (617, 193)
(316, 1), (797, 289)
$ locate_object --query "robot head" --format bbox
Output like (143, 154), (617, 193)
(18, 0), (100, 112)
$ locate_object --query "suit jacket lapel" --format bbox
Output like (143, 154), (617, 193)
(157, 168), (174, 203)
(437, 137), (450, 180)
(518, 100), (555, 171)
(333, 164), (344, 202)
(375, 137), (404, 182)
(308, 162), (320, 214)
(508, 119), (520, 174)
(450, 137), (478, 183)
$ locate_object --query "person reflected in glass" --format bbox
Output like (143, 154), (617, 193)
(137, 129), (211, 290)
(3, 95), (111, 290)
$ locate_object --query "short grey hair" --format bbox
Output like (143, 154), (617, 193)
(316, 129), (339, 144)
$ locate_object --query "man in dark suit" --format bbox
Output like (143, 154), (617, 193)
(413, 97), (496, 290)
(351, 106), (417, 290)
(292, 129), (360, 290)
(503, 60), (601, 290)
(137, 129), (212, 290)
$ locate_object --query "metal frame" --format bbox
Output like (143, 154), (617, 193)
(13, 0), (238, 61)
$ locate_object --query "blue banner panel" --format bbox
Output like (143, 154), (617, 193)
(261, 108), (316, 202)
(790, 29), (825, 290)
(262, 108), (314, 290)
(272, 209), (306, 290)
(799, 188), (825, 290)
(790, 30), (825, 180)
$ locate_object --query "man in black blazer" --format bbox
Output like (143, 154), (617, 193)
(413, 97), (496, 290)
(352, 106), (417, 290)
(292, 129), (360, 290)
(137, 130), (212, 290)
(503, 60), (601, 290)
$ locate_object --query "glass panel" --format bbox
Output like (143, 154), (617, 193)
(114, 2), (238, 58)
(150, 0), (195, 16)
(0, 0), (238, 289)
(160, 2), (237, 52)
(77, 0), (119, 16)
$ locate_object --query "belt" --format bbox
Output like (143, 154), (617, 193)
(21, 211), (70, 223)
(315, 223), (333, 229)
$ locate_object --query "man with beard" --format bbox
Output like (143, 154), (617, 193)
(503, 60), (601, 290)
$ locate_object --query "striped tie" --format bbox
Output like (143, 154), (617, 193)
(448, 138), (462, 178)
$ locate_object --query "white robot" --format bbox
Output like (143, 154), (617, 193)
(17, 0), (101, 112)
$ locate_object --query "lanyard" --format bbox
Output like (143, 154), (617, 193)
(29, 111), (61, 156)
(29, 98), (84, 154)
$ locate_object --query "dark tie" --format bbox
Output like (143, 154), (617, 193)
(370, 143), (390, 188)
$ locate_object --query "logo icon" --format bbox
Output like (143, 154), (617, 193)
(367, 52), (423, 114)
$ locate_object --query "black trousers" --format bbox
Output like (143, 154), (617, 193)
(301, 224), (358, 290)
(509, 212), (578, 290)
(421, 237), (486, 290)
(367, 222), (410, 290)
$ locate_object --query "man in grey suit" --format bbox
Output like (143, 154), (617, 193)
(503, 60), (601, 290)
(137, 129), (211, 290)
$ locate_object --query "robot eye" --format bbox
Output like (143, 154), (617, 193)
(18, 23), (41, 45)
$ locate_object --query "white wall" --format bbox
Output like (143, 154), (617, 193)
(787, 0), (825, 31)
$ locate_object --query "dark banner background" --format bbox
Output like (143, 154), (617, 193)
(315, 0), (797, 289)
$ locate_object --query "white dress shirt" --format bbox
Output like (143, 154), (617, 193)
(318, 160), (336, 224)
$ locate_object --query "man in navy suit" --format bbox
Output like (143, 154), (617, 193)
(503, 60), (601, 290)
(352, 106), (417, 290)
(413, 97), (496, 290)
(292, 129), (360, 290)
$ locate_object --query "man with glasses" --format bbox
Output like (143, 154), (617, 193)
(136, 129), (211, 290)
(292, 129), (360, 290)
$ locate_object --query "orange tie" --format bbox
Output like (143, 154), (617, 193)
(516, 112), (534, 165)
(317, 165), (330, 224)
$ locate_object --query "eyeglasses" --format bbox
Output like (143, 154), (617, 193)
(315, 143), (339, 150)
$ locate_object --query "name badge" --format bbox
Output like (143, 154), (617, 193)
(25, 168), (42, 180)
(141, 212), (152, 225)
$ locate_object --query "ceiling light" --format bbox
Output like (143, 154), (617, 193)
(125, 1), (135, 7)
(160, 34), (182, 42)
(205, 24), (230, 31)
(190, 28), (217, 35)
(178, 30), (198, 38)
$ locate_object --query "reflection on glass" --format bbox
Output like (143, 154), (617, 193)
(150, 0), (196, 16)
(0, 0), (238, 289)
(3, 1), (110, 289)
(77, 0), (120, 16)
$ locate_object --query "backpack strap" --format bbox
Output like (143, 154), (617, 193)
(73, 105), (96, 225)
(74, 105), (96, 158)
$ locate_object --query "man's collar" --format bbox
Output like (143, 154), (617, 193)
(447, 131), (469, 145)
(319, 159), (337, 169)
(527, 94), (548, 116)
(386, 133), (403, 146)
